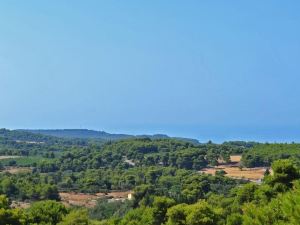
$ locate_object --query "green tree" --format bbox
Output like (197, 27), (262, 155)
(27, 200), (67, 225)
(166, 203), (188, 225)
(58, 209), (89, 225)
(281, 189), (300, 224)
(1, 178), (17, 196)
(0, 195), (9, 209)
(266, 159), (300, 191)
(215, 170), (227, 176)
(0, 208), (26, 225)
(226, 213), (243, 225)
(152, 196), (176, 225)
(119, 207), (154, 225)
(39, 184), (60, 200)
(242, 199), (284, 225)
(234, 183), (258, 205)
(185, 201), (219, 225)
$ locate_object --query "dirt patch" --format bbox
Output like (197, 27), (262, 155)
(218, 155), (242, 165)
(1, 167), (32, 174)
(0, 156), (21, 160)
(11, 201), (31, 209)
(201, 166), (267, 181)
(59, 192), (99, 208)
(107, 191), (132, 199)
(60, 191), (132, 208)
(230, 155), (242, 163)
(16, 140), (44, 144)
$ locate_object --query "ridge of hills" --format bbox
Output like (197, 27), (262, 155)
(15, 129), (200, 144)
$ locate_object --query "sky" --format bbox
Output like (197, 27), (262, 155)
(0, 1), (300, 142)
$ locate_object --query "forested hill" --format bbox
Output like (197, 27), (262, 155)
(0, 128), (62, 143)
(0, 128), (90, 148)
(22, 129), (132, 140)
(20, 129), (200, 144)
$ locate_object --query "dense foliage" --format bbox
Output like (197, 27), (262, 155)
(52, 138), (249, 173)
(0, 173), (60, 201)
(96, 159), (300, 225)
(1, 159), (299, 224)
(242, 143), (300, 167)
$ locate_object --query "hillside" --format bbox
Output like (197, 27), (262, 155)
(22, 129), (132, 140)
(0, 128), (63, 143)
(20, 129), (200, 144)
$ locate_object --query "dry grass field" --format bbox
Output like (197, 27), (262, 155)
(201, 166), (267, 180)
(201, 155), (268, 181)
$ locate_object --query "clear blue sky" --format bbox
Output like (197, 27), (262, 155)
(1, 1), (300, 142)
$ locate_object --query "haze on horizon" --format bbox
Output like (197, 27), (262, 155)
(1, 1), (300, 143)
